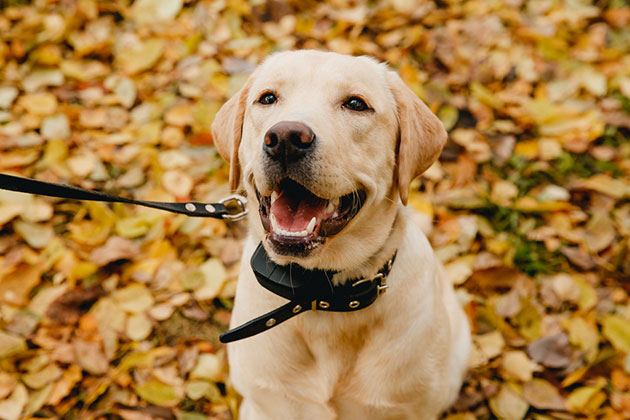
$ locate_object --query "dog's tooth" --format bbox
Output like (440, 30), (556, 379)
(333, 211), (339, 218)
(270, 213), (279, 232)
(307, 217), (316, 234)
(271, 191), (278, 204)
(326, 201), (335, 213)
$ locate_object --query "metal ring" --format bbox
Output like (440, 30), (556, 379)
(318, 301), (330, 309)
(265, 318), (276, 327)
(292, 304), (302, 313)
(349, 300), (360, 309)
(220, 194), (248, 221)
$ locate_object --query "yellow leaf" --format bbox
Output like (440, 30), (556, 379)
(471, 82), (504, 109)
(69, 261), (98, 282)
(514, 302), (542, 342)
(113, 283), (154, 313)
(566, 378), (607, 413)
(502, 351), (542, 382)
(512, 197), (575, 212)
(565, 317), (599, 363)
(408, 192), (433, 217)
(514, 140), (539, 159)
(0, 331), (27, 359)
(134, 379), (182, 407)
(193, 258), (228, 301)
(116, 39), (165, 75)
(489, 384), (529, 420)
(573, 276), (597, 312)
(190, 353), (225, 382)
(561, 365), (589, 388)
(573, 174), (629, 199)
(602, 315), (630, 354)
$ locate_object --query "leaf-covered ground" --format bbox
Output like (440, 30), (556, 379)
(0, 0), (628, 419)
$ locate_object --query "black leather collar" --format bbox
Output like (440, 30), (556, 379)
(219, 243), (396, 343)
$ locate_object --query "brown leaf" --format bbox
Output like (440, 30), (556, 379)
(73, 339), (108, 375)
(527, 333), (574, 369)
(523, 378), (565, 410)
(90, 236), (140, 266)
(0, 263), (42, 306)
(46, 286), (104, 324)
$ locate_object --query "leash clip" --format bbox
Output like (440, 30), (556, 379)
(220, 194), (248, 220)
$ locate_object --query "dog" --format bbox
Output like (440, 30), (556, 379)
(212, 50), (471, 420)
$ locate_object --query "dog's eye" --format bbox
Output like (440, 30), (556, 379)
(258, 92), (278, 105)
(343, 96), (371, 112)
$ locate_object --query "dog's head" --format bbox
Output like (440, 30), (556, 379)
(212, 50), (446, 269)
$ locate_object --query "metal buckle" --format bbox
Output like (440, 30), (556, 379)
(352, 272), (383, 288)
(377, 277), (388, 295)
(220, 194), (248, 220)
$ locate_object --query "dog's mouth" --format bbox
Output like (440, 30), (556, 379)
(256, 179), (366, 255)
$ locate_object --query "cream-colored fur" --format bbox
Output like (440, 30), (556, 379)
(212, 50), (471, 420)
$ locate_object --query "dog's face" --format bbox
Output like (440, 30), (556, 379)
(213, 50), (446, 269)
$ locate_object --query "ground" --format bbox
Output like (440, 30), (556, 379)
(0, 0), (628, 419)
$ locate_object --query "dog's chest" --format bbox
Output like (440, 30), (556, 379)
(294, 311), (402, 401)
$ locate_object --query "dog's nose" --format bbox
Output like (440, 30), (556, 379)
(263, 121), (316, 164)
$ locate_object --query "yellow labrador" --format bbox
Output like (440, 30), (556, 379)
(212, 50), (470, 420)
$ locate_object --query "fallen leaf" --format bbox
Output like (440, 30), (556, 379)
(22, 364), (62, 389)
(116, 38), (165, 75)
(489, 384), (529, 420)
(190, 353), (224, 382)
(0, 383), (28, 420)
(602, 315), (630, 354)
(193, 259), (228, 301)
(0, 263), (42, 306)
(131, 0), (183, 24)
(134, 379), (182, 407)
(566, 316), (599, 362)
(126, 312), (153, 341)
(46, 364), (82, 405)
(13, 221), (53, 249)
(46, 286), (103, 324)
(90, 236), (140, 266)
(572, 174), (629, 199)
(522, 378), (565, 410)
(566, 378), (607, 414)
(470, 331), (505, 367)
(113, 283), (154, 314)
(73, 339), (108, 375)
(527, 333), (573, 368)
(501, 350), (542, 382)
(584, 210), (616, 253)
(0, 331), (27, 359)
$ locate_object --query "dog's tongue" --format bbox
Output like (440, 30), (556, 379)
(270, 188), (328, 232)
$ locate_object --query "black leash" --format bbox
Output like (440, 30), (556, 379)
(0, 172), (396, 344)
(0, 173), (248, 220)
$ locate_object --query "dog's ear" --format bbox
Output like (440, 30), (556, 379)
(388, 71), (447, 205)
(211, 79), (252, 191)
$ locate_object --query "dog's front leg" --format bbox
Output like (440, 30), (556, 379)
(239, 390), (337, 420)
